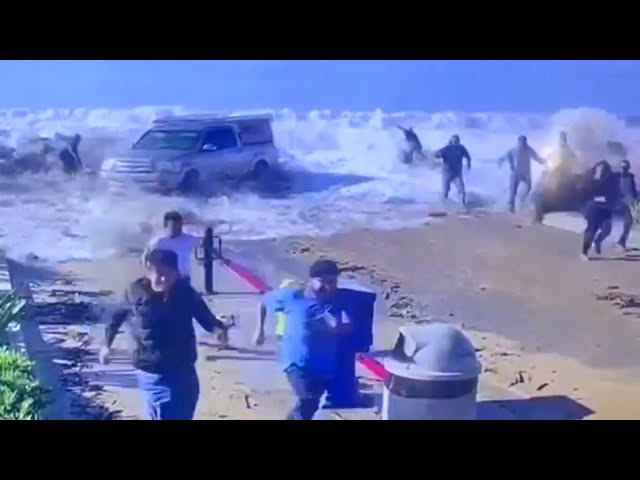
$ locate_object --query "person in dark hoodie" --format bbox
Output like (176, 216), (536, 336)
(434, 134), (471, 208)
(100, 249), (229, 420)
(612, 159), (638, 251)
(56, 133), (83, 175)
(581, 160), (619, 261)
(397, 126), (424, 164)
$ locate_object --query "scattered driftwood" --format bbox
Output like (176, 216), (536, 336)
(30, 302), (97, 324)
(48, 289), (113, 298)
(595, 291), (640, 309)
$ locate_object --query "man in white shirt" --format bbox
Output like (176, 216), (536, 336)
(143, 211), (201, 284)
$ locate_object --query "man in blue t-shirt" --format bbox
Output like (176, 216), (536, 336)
(253, 259), (352, 420)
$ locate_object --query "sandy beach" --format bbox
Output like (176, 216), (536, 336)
(9, 208), (640, 420)
(277, 211), (640, 419)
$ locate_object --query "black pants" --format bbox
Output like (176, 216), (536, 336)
(442, 168), (467, 206)
(508, 173), (532, 213)
(325, 347), (358, 407)
(614, 201), (634, 248)
(583, 201), (613, 255)
(285, 366), (330, 420)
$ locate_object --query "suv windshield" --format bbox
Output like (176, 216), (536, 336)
(133, 130), (200, 151)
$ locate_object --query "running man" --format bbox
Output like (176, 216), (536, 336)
(581, 161), (619, 260)
(498, 135), (546, 213)
(434, 134), (471, 208)
(100, 249), (230, 420)
(397, 126), (424, 164)
(143, 211), (201, 283)
(613, 159), (639, 251)
(254, 259), (352, 420)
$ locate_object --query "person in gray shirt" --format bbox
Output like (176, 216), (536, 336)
(498, 135), (546, 213)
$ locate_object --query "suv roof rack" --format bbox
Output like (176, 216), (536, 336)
(153, 113), (274, 125)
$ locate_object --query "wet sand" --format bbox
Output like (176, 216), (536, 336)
(274, 212), (640, 419)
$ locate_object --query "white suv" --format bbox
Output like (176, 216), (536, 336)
(100, 114), (279, 193)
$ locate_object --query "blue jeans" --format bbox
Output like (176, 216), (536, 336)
(325, 347), (359, 408)
(136, 367), (200, 420)
(285, 366), (331, 420)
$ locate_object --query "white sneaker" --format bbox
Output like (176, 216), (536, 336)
(580, 254), (590, 262)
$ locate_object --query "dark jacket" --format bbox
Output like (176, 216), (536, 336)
(614, 171), (639, 203)
(105, 278), (225, 374)
(435, 144), (471, 174)
(586, 166), (619, 207)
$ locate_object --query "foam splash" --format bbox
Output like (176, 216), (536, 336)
(0, 106), (636, 263)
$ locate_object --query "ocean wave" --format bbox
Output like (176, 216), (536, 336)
(0, 106), (635, 262)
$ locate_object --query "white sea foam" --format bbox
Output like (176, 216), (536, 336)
(0, 106), (636, 262)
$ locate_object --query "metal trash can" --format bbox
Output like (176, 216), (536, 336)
(382, 323), (482, 420)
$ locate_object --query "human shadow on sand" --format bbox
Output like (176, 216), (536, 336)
(204, 345), (277, 363)
(590, 254), (640, 262)
(477, 395), (594, 420)
(331, 393), (593, 420)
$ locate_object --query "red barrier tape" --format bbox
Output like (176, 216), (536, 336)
(222, 259), (387, 382)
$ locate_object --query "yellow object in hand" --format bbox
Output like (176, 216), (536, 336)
(275, 312), (286, 337)
(274, 278), (303, 337)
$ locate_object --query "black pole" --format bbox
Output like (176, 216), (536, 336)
(203, 227), (214, 294)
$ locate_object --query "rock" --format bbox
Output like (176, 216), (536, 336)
(508, 371), (526, 387)
(495, 351), (520, 358)
(390, 297), (412, 310)
(427, 211), (448, 218)
(413, 318), (432, 325)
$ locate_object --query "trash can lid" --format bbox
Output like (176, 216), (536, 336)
(384, 323), (482, 381)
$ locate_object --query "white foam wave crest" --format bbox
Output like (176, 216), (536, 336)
(0, 106), (636, 263)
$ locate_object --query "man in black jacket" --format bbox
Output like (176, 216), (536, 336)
(434, 134), (471, 208)
(397, 126), (424, 164)
(100, 249), (229, 420)
(613, 160), (638, 251)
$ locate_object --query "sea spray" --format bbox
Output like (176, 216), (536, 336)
(0, 106), (636, 262)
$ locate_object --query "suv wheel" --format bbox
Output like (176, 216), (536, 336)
(178, 170), (200, 195)
(251, 160), (270, 181)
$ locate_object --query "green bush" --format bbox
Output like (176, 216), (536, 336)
(0, 292), (48, 420)
(0, 347), (49, 420)
(0, 292), (26, 346)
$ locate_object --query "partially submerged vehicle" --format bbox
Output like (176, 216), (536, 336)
(532, 140), (628, 222)
(100, 114), (279, 194)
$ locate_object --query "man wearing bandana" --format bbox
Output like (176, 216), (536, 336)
(254, 259), (352, 420)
